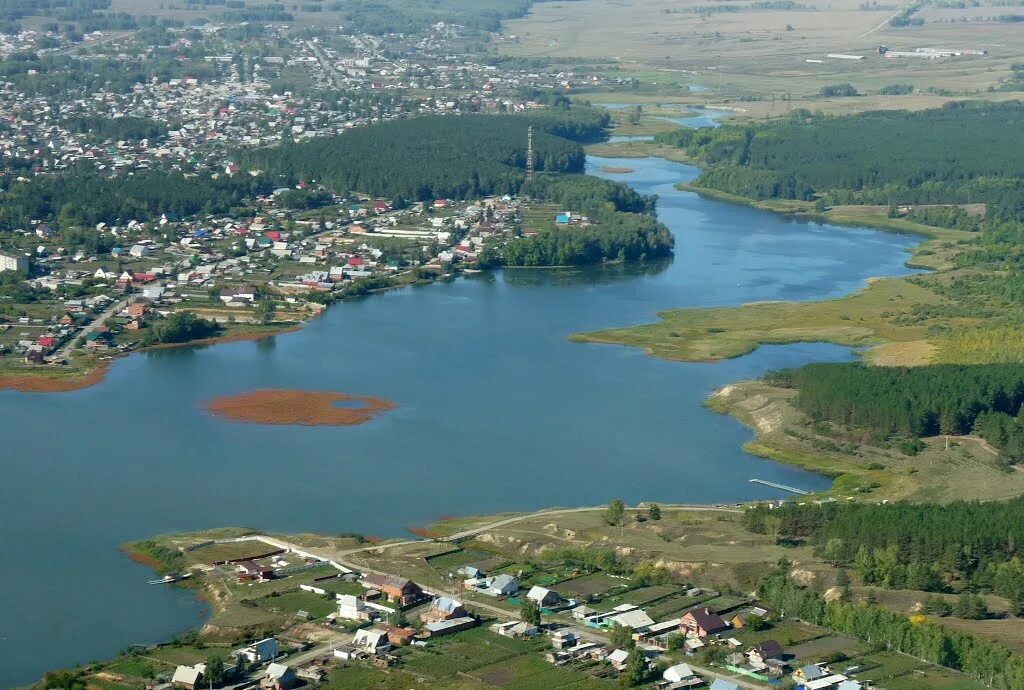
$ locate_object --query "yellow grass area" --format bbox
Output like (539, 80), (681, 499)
(574, 277), (947, 365)
(355, 506), (829, 593)
(585, 139), (699, 163)
(932, 326), (1024, 365)
(864, 340), (936, 366)
(706, 381), (1024, 503)
(605, 106), (689, 135)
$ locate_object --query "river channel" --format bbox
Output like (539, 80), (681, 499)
(0, 151), (922, 686)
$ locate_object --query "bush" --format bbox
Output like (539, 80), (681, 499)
(820, 84), (859, 98)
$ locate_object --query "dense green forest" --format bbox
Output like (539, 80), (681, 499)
(332, 0), (576, 34)
(746, 499), (1024, 604)
(240, 112), (604, 202)
(62, 116), (167, 141)
(654, 101), (1024, 224)
(142, 312), (222, 346)
(759, 572), (1024, 688)
(526, 174), (656, 215)
(479, 211), (673, 267)
(0, 166), (274, 230)
(478, 174), (672, 267)
(766, 363), (1024, 459)
(0, 111), (606, 229)
(0, 0), (135, 32)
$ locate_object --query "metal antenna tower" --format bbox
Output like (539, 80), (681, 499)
(526, 125), (534, 183)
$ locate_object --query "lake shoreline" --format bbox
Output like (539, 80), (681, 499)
(5, 149), (920, 686)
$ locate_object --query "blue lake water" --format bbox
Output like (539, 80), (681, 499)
(0, 154), (922, 686)
(598, 103), (733, 129)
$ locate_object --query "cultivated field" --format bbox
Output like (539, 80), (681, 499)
(501, 0), (1024, 104)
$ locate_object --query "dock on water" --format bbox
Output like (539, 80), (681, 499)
(749, 478), (809, 495)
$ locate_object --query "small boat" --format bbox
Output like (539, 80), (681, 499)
(148, 571), (191, 585)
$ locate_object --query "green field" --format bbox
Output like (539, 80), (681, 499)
(552, 573), (629, 599)
(250, 589), (338, 619)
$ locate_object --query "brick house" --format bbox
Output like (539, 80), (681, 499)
(360, 573), (423, 605)
(680, 608), (730, 638)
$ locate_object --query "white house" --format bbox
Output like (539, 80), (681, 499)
(234, 636), (278, 663)
(664, 662), (696, 683)
(263, 662), (297, 690)
(526, 585), (560, 608)
(171, 663), (205, 689)
(609, 606), (655, 631)
(607, 649), (629, 670)
(487, 573), (518, 596)
(551, 629), (579, 649)
(129, 244), (150, 258)
(492, 620), (539, 638)
(337, 594), (370, 621)
(353, 627), (391, 654)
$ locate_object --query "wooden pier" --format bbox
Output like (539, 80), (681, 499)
(749, 478), (809, 495)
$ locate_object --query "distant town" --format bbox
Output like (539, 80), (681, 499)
(0, 20), (640, 382)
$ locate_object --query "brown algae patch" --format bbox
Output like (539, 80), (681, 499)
(206, 389), (395, 426)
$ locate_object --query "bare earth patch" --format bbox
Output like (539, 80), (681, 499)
(864, 340), (936, 366)
(0, 363), (109, 393)
(206, 389), (395, 426)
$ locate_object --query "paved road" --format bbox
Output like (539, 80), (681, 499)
(53, 31), (137, 55)
(331, 502), (743, 558)
(306, 40), (342, 89)
(857, 1), (915, 37)
(50, 295), (131, 361)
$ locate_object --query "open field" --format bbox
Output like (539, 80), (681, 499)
(551, 573), (629, 599)
(394, 507), (828, 594)
(704, 380), (1024, 502)
(249, 588), (337, 619)
(573, 275), (949, 364)
(501, 0), (1024, 106)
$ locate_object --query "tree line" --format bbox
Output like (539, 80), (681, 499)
(0, 165), (274, 230)
(479, 211), (672, 268)
(142, 312), (221, 346)
(766, 362), (1024, 457)
(652, 101), (1024, 225)
(239, 112), (602, 203)
(759, 572), (1024, 688)
(745, 499), (1024, 603)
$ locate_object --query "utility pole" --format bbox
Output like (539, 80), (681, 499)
(526, 125), (534, 184)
